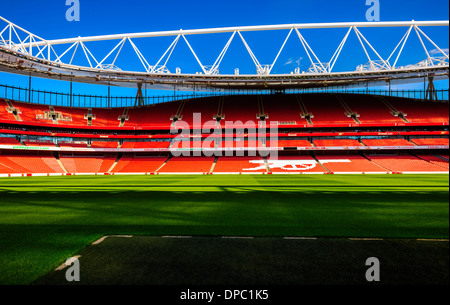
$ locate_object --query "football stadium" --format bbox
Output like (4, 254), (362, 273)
(0, 0), (448, 291)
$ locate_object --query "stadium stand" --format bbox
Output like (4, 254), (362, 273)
(342, 95), (404, 124)
(177, 97), (220, 128)
(0, 94), (448, 175)
(60, 155), (116, 173)
(90, 141), (119, 149)
(316, 155), (388, 173)
(262, 95), (308, 125)
(267, 155), (327, 173)
(361, 139), (415, 146)
(221, 96), (261, 123)
(410, 138), (449, 146)
(158, 157), (215, 173)
(112, 156), (167, 173)
(214, 156), (268, 173)
(365, 155), (448, 173)
(23, 140), (56, 147)
(0, 137), (22, 145)
(415, 155), (449, 170)
(121, 141), (171, 149)
(300, 94), (355, 125)
(0, 99), (18, 121)
(59, 142), (88, 148)
(126, 101), (182, 128)
(0, 153), (64, 173)
(385, 98), (449, 124)
(272, 140), (313, 148)
(313, 139), (363, 147)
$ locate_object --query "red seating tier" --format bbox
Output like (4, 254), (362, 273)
(366, 155), (448, 172)
(121, 142), (171, 149)
(313, 139), (362, 147)
(0, 137), (22, 145)
(262, 95), (307, 125)
(316, 155), (387, 173)
(386, 98), (449, 124)
(0, 154), (64, 173)
(221, 96), (260, 124)
(60, 155), (116, 173)
(361, 139), (415, 146)
(91, 141), (119, 149)
(112, 156), (167, 173)
(214, 156), (267, 173)
(300, 95), (354, 125)
(267, 156), (326, 173)
(343, 95), (404, 124)
(411, 138), (449, 146)
(159, 157), (215, 173)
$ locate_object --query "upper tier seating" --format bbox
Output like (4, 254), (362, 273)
(221, 96), (261, 124)
(2, 95), (447, 129)
(262, 95), (308, 125)
(342, 95), (404, 124)
(386, 98), (449, 124)
(126, 101), (182, 128)
(300, 94), (355, 125)
(0, 99), (18, 121)
(177, 97), (220, 128)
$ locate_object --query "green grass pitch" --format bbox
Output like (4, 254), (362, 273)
(0, 174), (448, 285)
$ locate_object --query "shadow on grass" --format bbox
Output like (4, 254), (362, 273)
(0, 188), (448, 285)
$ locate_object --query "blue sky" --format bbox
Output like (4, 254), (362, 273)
(0, 0), (448, 98)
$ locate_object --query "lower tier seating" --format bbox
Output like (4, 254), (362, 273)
(267, 156), (326, 173)
(0, 154), (65, 173)
(361, 139), (415, 146)
(315, 155), (387, 173)
(365, 155), (448, 172)
(112, 156), (167, 173)
(214, 156), (268, 173)
(158, 157), (215, 173)
(0, 153), (448, 174)
(60, 155), (116, 173)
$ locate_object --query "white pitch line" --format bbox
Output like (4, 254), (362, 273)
(55, 256), (81, 271)
(92, 235), (133, 245)
(283, 237), (318, 240)
(349, 238), (384, 241)
(222, 236), (254, 239)
(162, 236), (192, 239)
(416, 239), (449, 242)
(92, 236), (108, 245)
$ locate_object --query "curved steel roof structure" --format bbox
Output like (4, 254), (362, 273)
(0, 16), (448, 91)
